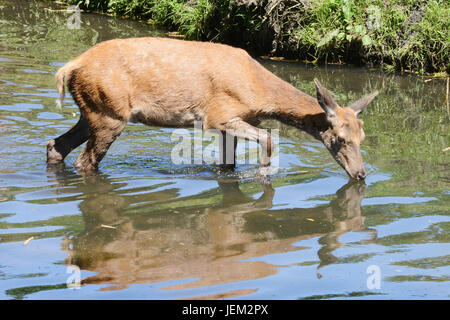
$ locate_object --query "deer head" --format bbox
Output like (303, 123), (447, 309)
(314, 79), (378, 180)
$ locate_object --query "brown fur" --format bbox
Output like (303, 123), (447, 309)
(47, 37), (378, 179)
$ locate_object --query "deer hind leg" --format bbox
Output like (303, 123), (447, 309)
(47, 113), (90, 164)
(74, 114), (126, 173)
(223, 118), (272, 168)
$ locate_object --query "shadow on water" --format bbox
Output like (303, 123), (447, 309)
(42, 166), (372, 298)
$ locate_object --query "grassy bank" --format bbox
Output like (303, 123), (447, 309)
(52, 0), (448, 75)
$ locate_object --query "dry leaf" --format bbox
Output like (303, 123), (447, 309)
(23, 237), (34, 246)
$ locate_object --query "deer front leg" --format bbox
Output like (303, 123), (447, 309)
(223, 118), (272, 169)
(219, 131), (237, 171)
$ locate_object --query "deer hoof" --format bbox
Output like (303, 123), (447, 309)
(46, 140), (63, 164)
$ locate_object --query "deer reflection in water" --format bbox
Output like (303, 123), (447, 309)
(50, 168), (373, 297)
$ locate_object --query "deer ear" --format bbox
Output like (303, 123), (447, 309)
(348, 91), (379, 116)
(314, 78), (338, 117)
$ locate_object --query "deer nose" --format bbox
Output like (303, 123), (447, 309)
(356, 171), (366, 180)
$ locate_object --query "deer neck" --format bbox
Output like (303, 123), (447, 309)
(261, 78), (329, 140)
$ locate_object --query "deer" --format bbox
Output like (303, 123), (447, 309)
(46, 37), (378, 180)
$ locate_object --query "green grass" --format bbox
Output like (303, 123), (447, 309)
(52, 0), (449, 74)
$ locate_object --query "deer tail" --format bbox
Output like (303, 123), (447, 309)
(55, 61), (76, 109)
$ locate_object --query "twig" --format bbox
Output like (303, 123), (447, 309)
(101, 224), (117, 229)
(44, 8), (84, 13)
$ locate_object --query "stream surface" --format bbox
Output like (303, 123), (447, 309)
(0, 0), (448, 300)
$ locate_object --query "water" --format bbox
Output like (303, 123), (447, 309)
(0, 0), (449, 300)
